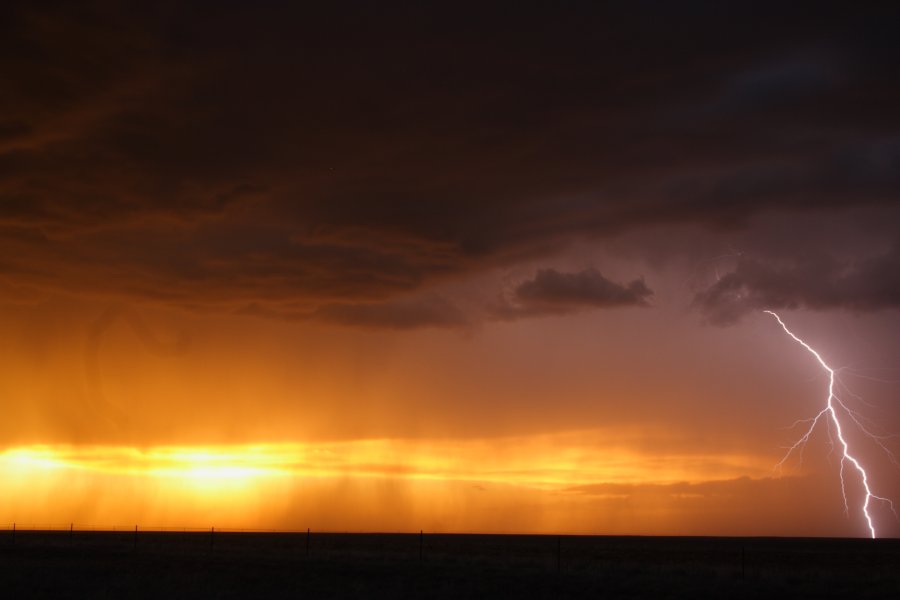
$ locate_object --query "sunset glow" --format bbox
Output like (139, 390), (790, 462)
(1, 437), (771, 485)
(2, 435), (777, 532)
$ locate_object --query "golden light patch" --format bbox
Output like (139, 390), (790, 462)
(0, 432), (774, 532)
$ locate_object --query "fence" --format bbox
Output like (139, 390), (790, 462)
(2, 523), (898, 583)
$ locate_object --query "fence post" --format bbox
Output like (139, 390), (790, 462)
(419, 530), (423, 562)
(11, 523), (14, 546)
(210, 527), (214, 552)
(133, 525), (138, 551)
(557, 536), (561, 573)
(69, 523), (73, 543)
(741, 545), (745, 580)
(306, 528), (310, 558)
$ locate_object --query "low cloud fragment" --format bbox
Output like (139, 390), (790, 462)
(492, 268), (653, 320)
(693, 246), (900, 325)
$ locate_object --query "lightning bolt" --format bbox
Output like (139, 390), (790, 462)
(765, 310), (897, 538)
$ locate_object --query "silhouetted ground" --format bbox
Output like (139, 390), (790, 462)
(2, 530), (899, 598)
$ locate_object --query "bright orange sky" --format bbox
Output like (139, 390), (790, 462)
(2, 261), (899, 536)
(2, 3), (900, 537)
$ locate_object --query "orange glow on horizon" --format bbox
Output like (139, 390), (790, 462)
(1, 434), (771, 486)
(0, 433), (783, 534)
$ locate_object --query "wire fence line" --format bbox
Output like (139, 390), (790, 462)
(0, 524), (747, 580)
(3, 524), (900, 584)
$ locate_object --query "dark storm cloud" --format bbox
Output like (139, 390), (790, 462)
(491, 268), (652, 320)
(2, 1), (899, 326)
(693, 245), (900, 325)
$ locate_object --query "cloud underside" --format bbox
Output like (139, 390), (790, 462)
(693, 248), (900, 324)
(233, 268), (652, 330)
(1, 3), (899, 326)
(492, 268), (652, 321)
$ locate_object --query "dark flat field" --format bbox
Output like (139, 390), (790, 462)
(2, 530), (899, 599)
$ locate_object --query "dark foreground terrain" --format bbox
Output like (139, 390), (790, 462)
(2, 530), (899, 599)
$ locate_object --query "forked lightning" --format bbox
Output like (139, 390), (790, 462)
(765, 310), (896, 538)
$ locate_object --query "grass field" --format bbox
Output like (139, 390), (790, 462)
(2, 530), (899, 598)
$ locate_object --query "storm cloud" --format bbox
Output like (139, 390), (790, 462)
(491, 268), (652, 320)
(2, 2), (899, 326)
(694, 245), (900, 325)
